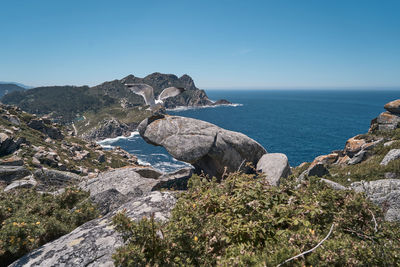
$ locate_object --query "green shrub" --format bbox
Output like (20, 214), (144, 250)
(0, 188), (98, 266)
(112, 173), (400, 266)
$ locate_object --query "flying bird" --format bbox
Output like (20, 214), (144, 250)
(124, 83), (186, 109)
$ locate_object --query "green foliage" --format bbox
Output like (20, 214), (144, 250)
(0, 188), (98, 266)
(2, 86), (116, 123)
(112, 173), (400, 266)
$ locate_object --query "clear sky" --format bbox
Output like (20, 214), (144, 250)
(1, 0), (399, 89)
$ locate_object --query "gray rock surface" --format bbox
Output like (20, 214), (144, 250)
(380, 149), (400, 166)
(307, 163), (329, 177)
(0, 165), (30, 183)
(34, 169), (82, 190)
(256, 153), (291, 186)
(351, 179), (400, 222)
(139, 115), (266, 178)
(10, 191), (176, 267)
(4, 175), (37, 192)
(79, 167), (192, 213)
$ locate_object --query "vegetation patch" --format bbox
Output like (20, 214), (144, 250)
(0, 188), (98, 266)
(112, 173), (400, 266)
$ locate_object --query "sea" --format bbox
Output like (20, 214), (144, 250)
(98, 89), (399, 173)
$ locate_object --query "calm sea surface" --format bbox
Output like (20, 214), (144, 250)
(99, 90), (399, 172)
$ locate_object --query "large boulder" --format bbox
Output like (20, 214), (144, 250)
(9, 191), (176, 267)
(27, 119), (64, 140)
(351, 179), (400, 222)
(384, 99), (400, 114)
(138, 115), (266, 178)
(256, 153), (290, 186)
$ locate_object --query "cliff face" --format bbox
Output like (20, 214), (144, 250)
(93, 72), (213, 108)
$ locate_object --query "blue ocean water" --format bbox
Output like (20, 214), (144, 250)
(99, 90), (399, 172)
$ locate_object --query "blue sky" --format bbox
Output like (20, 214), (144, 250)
(1, 0), (399, 89)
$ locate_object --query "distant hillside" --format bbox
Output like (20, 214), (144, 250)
(2, 86), (116, 123)
(2, 73), (213, 122)
(0, 83), (25, 97)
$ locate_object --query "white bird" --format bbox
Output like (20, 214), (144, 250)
(124, 83), (186, 108)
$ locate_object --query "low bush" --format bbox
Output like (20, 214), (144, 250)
(113, 173), (400, 266)
(0, 188), (98, 266)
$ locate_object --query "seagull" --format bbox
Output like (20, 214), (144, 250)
(124, 83), (186, 109)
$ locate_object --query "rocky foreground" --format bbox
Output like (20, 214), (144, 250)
(2, 100), (400, 266)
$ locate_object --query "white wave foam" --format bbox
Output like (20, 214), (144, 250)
(137, 158), (151, 166)
(167, 103), (243, 112)
(97, 131), (140, 147)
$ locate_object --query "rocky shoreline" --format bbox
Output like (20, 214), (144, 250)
(2, 99), (400, 266)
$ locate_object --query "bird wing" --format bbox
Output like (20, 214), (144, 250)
(157, 87), (186, 102)
(125, 83), (156, 106)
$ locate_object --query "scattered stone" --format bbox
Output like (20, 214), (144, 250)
(139, 115), (266, 178)
(384, 99), (400, 114)
(380, 149), (400, 166)
(0, 165), (30, 183)
(256, 153), (291, 186)
(9, 191), (176, 267)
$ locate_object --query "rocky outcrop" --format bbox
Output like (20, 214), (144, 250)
(384, 99), (400, 114)
(370, 100), (400, 132)
(351, 179), (400, 222)
(4, 175), (37, 192)
(138, 115), (267, 178)
(212, 99), (232, 106)
(82, 118), (137, 141)
(10, 191), (177, 267)
(256, 153), (291, 186)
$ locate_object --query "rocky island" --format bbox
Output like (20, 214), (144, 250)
(0, 97), (400, 266)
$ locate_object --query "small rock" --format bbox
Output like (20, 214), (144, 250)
(132, 167), (163, 179)
(256, 153), (291, 186)
(380, 149), (400, 166)
(385, 172), (398, 179)
(34, 169), (82, 191)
